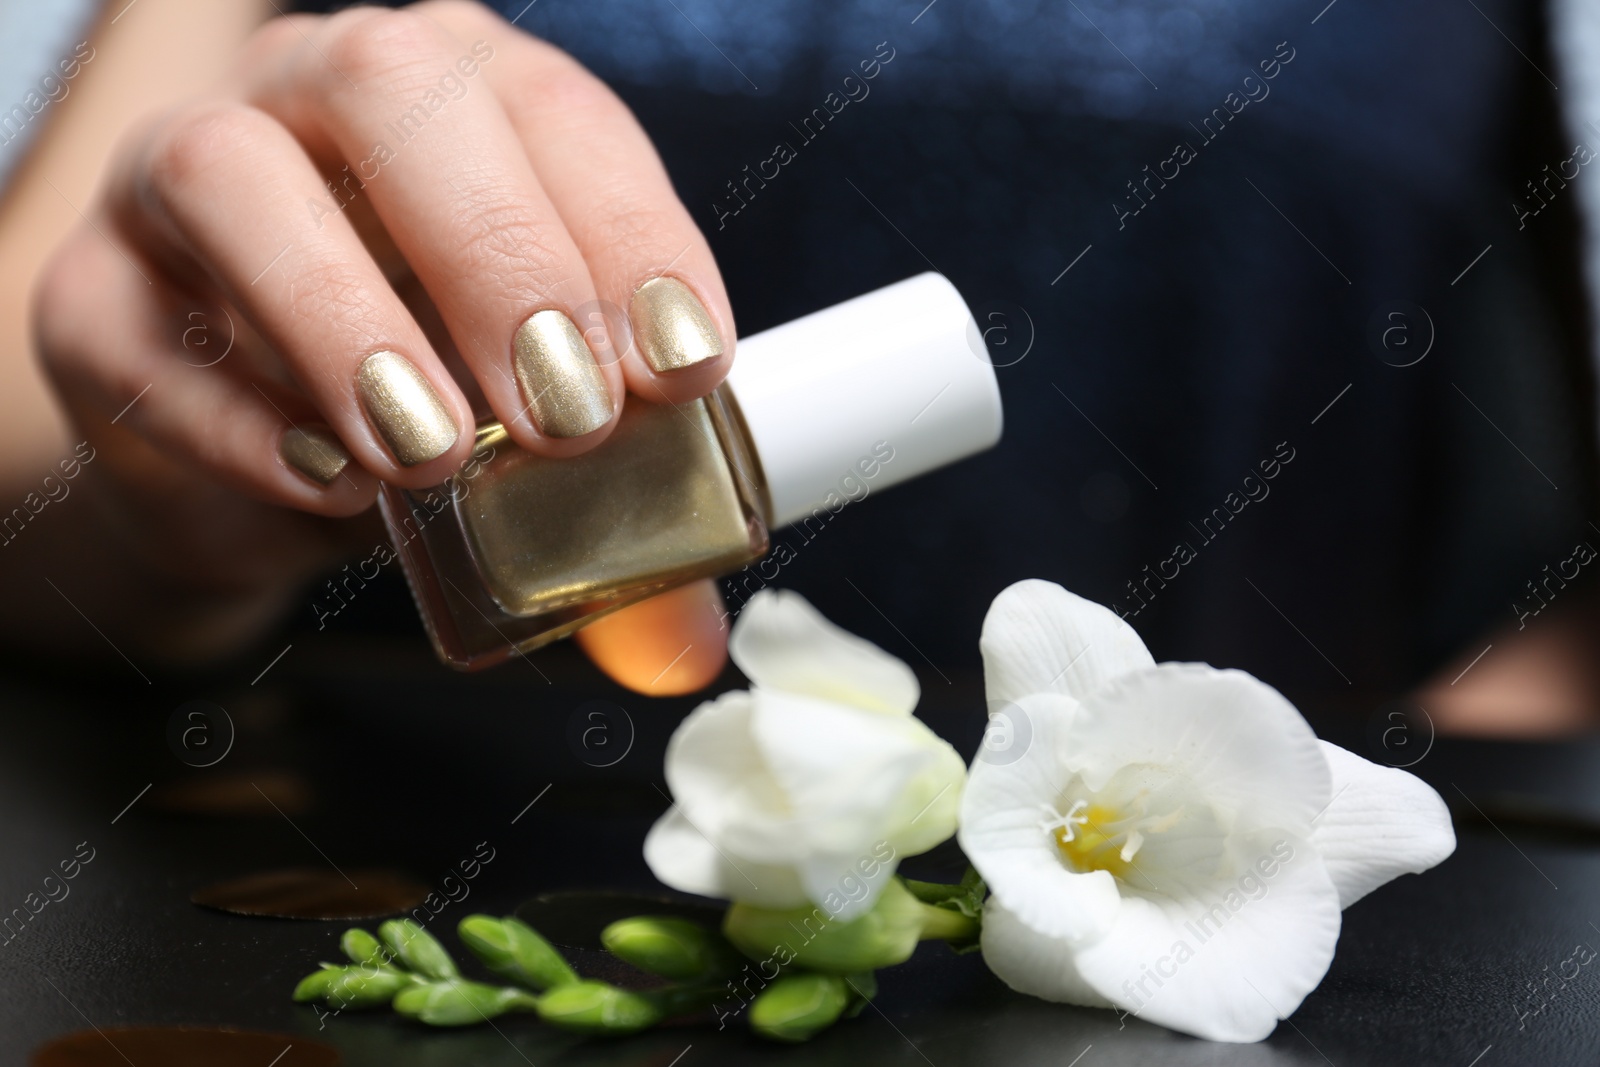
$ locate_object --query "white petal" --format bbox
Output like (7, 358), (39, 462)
(747, 689), (963, 869)
(1070, 833), (1342, 1043)
(1065, 665), (1331, 840)
(979, 897), (1112, 1008)
(884, 741), (969, 858)
(774, 709), (965, 922)
(980, 580), (1154, 707)
(1310, 741), (1456, 908)
(795, 849), (899, 923)
(656, 691), (811, 905)
(643, 808), (808, 909)
(1088, 772), (1232, 903)
(730, 589), (919, 715)
(662, 690), (789, 843)
(959, 692), (1121, 943)
(643, 807), (732, 899)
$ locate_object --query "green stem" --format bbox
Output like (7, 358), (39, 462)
(916, 902), (979, 943)
(506, 988), (544, 1013)
(900, 877), (966, 904)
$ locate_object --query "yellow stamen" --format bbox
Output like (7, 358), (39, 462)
(1052, 803), (1137, 879)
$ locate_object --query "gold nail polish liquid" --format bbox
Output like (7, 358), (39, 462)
(380, 273), (1003, 670)
(382, 389), (767, 669)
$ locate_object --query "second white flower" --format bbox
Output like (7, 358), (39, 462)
(645, 590), (966, 921)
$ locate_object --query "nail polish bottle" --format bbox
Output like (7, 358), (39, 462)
(379, 272), (1004, 670)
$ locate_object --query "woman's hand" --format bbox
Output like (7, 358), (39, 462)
(31, 0), (733, 691)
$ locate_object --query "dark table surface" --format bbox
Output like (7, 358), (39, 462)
(1, 635), (1596, 1067)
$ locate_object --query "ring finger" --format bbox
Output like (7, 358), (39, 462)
(112, 102), (476, 487)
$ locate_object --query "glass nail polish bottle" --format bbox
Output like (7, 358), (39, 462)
(379, 272), (1004, 670)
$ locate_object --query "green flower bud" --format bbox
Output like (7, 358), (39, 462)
(457, 915), (579, 990)
(323, 966), (412, 1010)
(340, 928), (387, 967)
(379, 919), (459, 980)
(292, 966), (337, 1003)
(536, 980), (663, 1035)
(841, 970), (878, 1019)
(392, 979), (537, 1027)
(601, 916), (733, 981)
(749, 973), (850, 1042)
(724, 878), (926, 974)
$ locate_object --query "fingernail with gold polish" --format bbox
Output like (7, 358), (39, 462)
(513, 310), (613, 439)
(355, 350), (459, 467)
(280, 425), (350, 486)
(631, 276), (724, 373)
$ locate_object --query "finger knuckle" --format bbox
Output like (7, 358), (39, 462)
(446, 197), (566, 291)
(322, 8), (449, 88)
(31, 230), (112, 379)
(285, 259), (394, 349)
(585, 197), (684, 261)
(523, 57), (620, 119)
(145, 104), (274, 201)
(412, 0), (498, 33)
(244, 13), (318, 61)
(462, 229), (563, 293)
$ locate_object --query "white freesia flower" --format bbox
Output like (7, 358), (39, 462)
(645, 589), (966, 921)
(959, 579), (1455, 1043)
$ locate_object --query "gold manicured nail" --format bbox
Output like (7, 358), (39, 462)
(631, 277), (724, 373)
(280, 425), (350, 486)
(354, 350), (458, 466)
(513, 310), (612, 439)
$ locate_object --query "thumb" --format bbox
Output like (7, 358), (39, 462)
(572, 579), (729, 695)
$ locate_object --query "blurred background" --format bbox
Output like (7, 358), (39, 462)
(4, 0), (1598, 732)
(400, 0), (1600, 730)
(2, 4), (1597, 1059)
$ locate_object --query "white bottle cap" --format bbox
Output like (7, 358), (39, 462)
(725, 272), (1003, 528)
